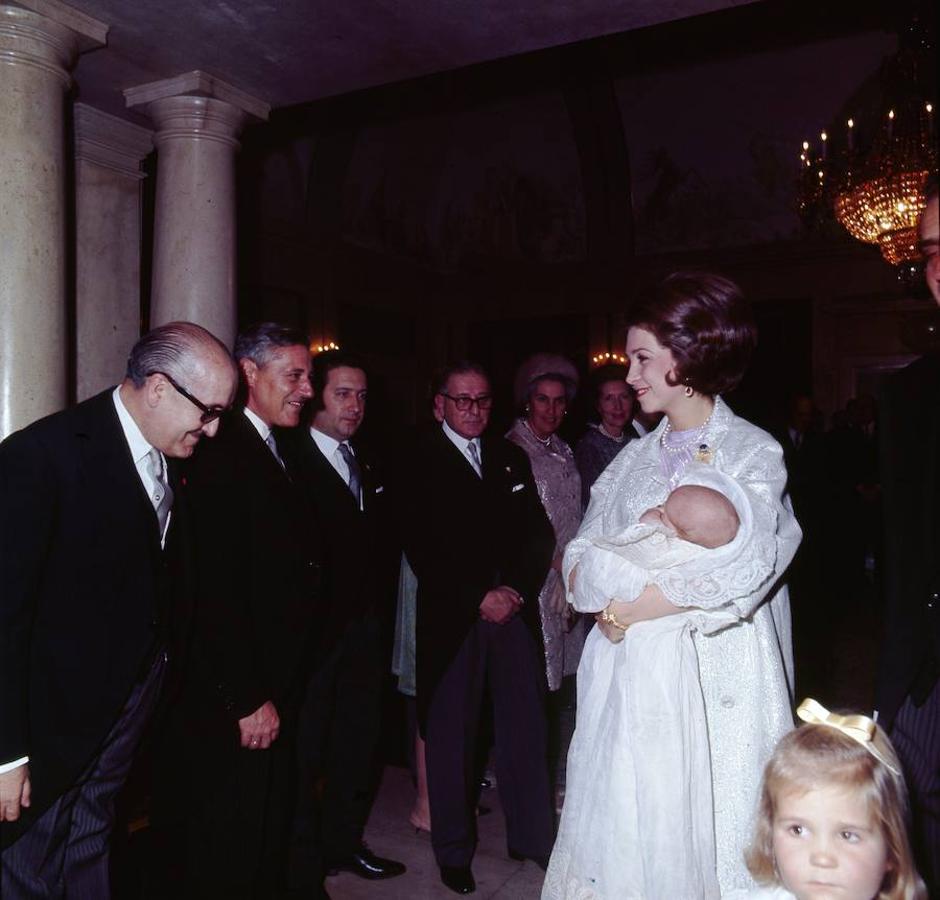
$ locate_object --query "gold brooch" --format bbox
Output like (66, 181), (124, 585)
(694, 444), (713, 464)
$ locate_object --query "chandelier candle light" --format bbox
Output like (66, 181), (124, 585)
(797, 17), (936, 275)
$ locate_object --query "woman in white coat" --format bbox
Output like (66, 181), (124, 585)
(542, 272), (801, 900)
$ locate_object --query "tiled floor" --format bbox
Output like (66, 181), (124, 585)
(326, 766), (545, 899)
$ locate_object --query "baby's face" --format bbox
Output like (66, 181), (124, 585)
(648, 485), (740, 549)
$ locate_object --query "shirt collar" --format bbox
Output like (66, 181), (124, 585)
(112, 386), (156, 466)
(442, 419), (481, 454)
(243, 406), (271, 443)
(311, 426), (343, 459)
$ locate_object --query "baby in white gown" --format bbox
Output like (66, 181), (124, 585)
(574, 479), (740, 619)
(545, 466), (749, 899)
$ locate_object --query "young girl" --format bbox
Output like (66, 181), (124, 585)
(726, 698), (925, 900)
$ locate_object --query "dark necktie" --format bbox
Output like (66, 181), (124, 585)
(338, 442), (362, 504)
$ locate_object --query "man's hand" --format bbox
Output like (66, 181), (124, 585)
(238, 700), (280, 750)
(0, 764), (31, 821)
(480, 587), (523, 624)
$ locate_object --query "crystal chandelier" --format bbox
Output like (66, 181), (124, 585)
(797, 16), (936, 273)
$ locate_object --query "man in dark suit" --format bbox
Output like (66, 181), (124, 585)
(401, 361), (555, 895)
(148, 322), (321, 899)
(0, 322), (237, 898)
(876, 176), (940, 892)
(282, 350), (404, 891)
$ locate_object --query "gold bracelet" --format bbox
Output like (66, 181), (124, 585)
(599, 606), (629, 631)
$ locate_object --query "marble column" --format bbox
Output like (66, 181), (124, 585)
(0, 1), (106, 438)
(125, 72), (269, 349)
(74, 104), (153, 400)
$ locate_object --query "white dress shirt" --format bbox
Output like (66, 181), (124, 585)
(113, 386), (172, 548)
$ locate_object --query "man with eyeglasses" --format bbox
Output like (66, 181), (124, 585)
(401, 361), (556, 895)
(0, 322), (237, 897)
(147, 322), (325, 898)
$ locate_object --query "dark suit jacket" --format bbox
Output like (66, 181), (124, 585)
(876, 353), (940, 727)
(401, 426), (554, 726)
(173, 410), (322, 740)
(280, 429), (397, 651)
(0, 389), (189, 848)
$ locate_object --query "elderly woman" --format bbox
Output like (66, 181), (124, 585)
(506, 354), (584, 693)
(574, 365), (639, 510)
(543, 273), (801, 899)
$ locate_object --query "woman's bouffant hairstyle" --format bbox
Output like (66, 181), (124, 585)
(745, 720), (926, 900)
(513, 353), (578, 412)
(625, 271), (757, 396)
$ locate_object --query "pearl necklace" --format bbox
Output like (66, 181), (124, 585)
(523, 418), (552, 446)
(660, 407), (715, 455)
(599, 423), (625, 442)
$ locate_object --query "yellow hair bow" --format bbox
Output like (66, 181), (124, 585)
(796, 698), (901, 776)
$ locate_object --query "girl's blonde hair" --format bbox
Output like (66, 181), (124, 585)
(745, 719), (926, 900)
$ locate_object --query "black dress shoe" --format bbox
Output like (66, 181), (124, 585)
(326, 843), (406, 880)
(440, 865), (476, 894)
(508, 848), (550, 871)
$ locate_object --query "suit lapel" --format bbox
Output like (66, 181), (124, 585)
(74, 390), (162, 557)
(232, 411), (294, 485)
(433, 426), (483, 487)
(300, 433), (361, 513)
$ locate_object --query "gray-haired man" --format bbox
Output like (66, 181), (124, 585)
(148, 322), (324, 898)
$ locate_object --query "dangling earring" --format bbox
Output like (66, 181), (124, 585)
(684, 385), (694, 398)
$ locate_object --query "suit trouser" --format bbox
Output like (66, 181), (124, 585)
(891, 679), (940, 895)
(288, 615), (385, 888)
(146, 705), (296, 900)
(1, 653), (165, 900)
(425, 616), (554, 868)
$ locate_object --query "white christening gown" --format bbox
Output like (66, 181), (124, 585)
(542, 399), (801, 900)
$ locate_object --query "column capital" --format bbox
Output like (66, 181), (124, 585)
(125, 71), (269, 151)
(74, 104), (153, 179)
(124, 70), (270, 120)
(0, 1), (106, 86)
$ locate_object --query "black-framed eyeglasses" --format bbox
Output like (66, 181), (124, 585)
(440, 393), (493, 412)
(153, 371), (227, 424)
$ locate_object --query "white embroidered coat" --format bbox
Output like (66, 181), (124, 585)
(545, 398), (801, 899)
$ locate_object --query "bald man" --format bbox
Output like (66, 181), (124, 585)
(0, 322), (237, 898)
